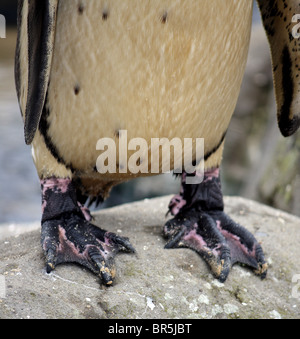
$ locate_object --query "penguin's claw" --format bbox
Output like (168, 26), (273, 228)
(164, 169), (268, 282)
(41, 215), (135, 286)
(163, 209), (267, 282)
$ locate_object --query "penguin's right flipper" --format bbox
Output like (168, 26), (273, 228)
(15, 0), (58, 145)
(257, 0), (300, 137)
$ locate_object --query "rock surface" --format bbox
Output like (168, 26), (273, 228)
(0, 196), (300, 319)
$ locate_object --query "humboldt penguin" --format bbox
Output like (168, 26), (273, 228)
(15, 0), (300, 285)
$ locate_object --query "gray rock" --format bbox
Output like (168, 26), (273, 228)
(0, 196), (300, 319)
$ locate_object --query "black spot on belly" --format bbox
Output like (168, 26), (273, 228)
(78, 3), (84, 14)
(74, 84), (81, 95)
(102, 9), (109, 21)
(161, 11), (168, 24)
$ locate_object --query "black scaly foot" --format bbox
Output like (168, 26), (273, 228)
(164, 169), (268, 282)
(40, 178), (135, 286)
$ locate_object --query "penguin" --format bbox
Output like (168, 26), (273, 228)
(15, 0), (300, 285)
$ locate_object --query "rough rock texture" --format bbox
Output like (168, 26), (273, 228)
(0, 196), (299, 319)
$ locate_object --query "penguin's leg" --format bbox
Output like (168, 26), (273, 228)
(163, 169), (268, 282)
(40, 177), (135, 286)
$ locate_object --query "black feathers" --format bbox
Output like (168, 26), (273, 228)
(16, 0), (58, 145)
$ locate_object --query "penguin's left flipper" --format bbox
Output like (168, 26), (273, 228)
(163, 171), (268, 283)
(41, 178), (135, 286)
(164, 209), (267, 283)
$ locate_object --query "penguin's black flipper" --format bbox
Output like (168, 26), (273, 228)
(40, 178), (135, 286)
(257, 0), (300, 137)
(15, 0), (58, 145)
(164, 171), (268, 282)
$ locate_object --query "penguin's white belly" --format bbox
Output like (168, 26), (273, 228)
(45, 0), (252, 177)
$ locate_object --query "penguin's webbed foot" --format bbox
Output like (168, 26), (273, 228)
(164, 170), (268, 282)
(40, 178), (135, 286)
(42, 216), (135, 285)
(164, 209), (267, 282)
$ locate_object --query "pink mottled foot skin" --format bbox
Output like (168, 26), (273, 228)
(164, 170), (268, 282)
(40, 178), (135, 286)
